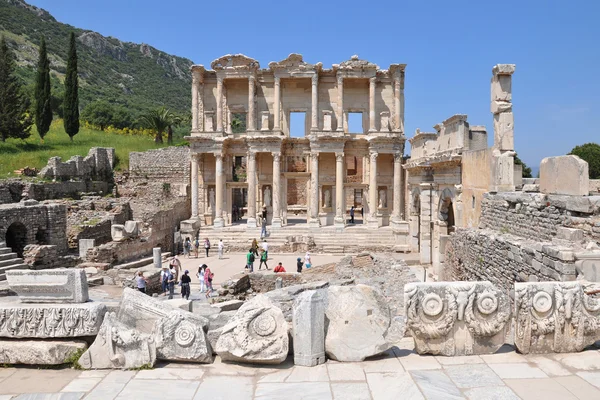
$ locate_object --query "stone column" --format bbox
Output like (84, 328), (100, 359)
(334, 152), (345, 229)
(273, 76), (281, 131)
(311, 74), (318, 130)
(369, 77), (376, 132)
(392, 153), (402, 222)
(216, 76), (224, 132)
(336, 75), (344, 132)
(394, 73), (405, 133)
(308, 152), (320, 228)
(191, 71), (200, 131)
(214, 153), (224, 228)
(272, 152), (282, 228)
(491, 64), (516, 192)
(367, 152), (379, 229)
(246, 152), (257, 228)
(248, 75), (255, 131)
(419, 183), (434, 264)
(191, 154), (199, 219)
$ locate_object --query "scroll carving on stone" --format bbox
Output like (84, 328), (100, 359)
(215, 294), (288, 364)
(404, 281), (510, 356)
(514, 282), (600, 354)
(153, 312), (212, 363)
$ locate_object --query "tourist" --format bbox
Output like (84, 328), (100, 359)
(218, 239), (224, 260)
(160, 265), (170, 295)
(169, 256), (181, 281)
(262, 205), (267, 221)
(169, 263), (179, 284)
(259, 249), (269, 270)
(197, 265), (206, 293)
(246, 248), (255, 273)
(297, 257), (304, 273)
(135, 271), (148, 294)
(167, 266), (176, 299)
(180, 270), (191, 300)
(204, 266), (214, 298)
(193, 237), (200, 258)
(251, 239), (259, 257)
(305, 252), (312, 269)
(261, 216), (267, 239)
(274, 262), (286, 273)
(183, 237), (191, 258)
(262, 240), (269, 259)
(350, 206), (355, 224)
(204, 238), (211, 258)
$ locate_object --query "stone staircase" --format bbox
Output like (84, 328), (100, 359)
(0, 242), (27, 281)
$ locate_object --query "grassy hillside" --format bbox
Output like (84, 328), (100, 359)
(0, 120), (185, 178)
(0, 0), (193, 117)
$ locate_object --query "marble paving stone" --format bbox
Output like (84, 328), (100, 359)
(480, 350), (527, 364)
(435, 355), (484, 366)
(202, 358), (261, 377)
(366, 372), (424, 400)
(60, 379), (101, 393)
(577, 371), (600, 389)
(0, 396), (14, 400)
(526, 356), (571, 377)
(255, 382), (332, 400)
(0, 370), (80, 395)
(463, 387), (520, 400)
(0, 369), (16, 382)
(555, 375), (600, 398)
(552, 351), (600, 370)
(361, 356), (404, 373)
(411, 370), (464, 400)
(194, 376), (254, 400)
(286, 364), (329, 382)
(444, 364), (504, 388)
(331, 382), (372, 400)
(115, 379), (199, 400)
(134, 368), (204, 380)
(83, 371), (135, 400)
(327, 363), (366, 381)
(76, 371), (109, 379)
(257, 369), (293, 383)
(395, 349), (441, 370)
(489, 363), (548, 379)
(12, 394), (85, 400)
(505, 378), (578, 400)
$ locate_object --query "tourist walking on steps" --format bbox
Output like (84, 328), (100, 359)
(305, 251), (312, 269)
(297, 257), (304, 273)
(218, 239), (224, 259)
(180, 270), (191, 300)
(204, 266), (214, 298)
(261, 216), (267, 239)
(160, 265), (169, 295)
(136, 271), (148, 294)
(204, 238), (211, 258)
(197, 265), (206, 293)
(259, 249), (269, 270)
(193, 237), (200, 258)
(246, 248), (255, 273)
(274, 262), (286, 273)
(167, 267), (176, 299)
(251, 239), (259, 257)
(184, 238), (191, 258)
(350, 206), (355, 224)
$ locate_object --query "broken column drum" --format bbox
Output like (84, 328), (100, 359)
(293, 290), (326, 367)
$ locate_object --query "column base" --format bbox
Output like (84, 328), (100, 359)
(334, 216), (345, 232)
(308, 218), (320, 229)
(246, 217), (257, 229)
(391, 219), (409, 233)
(367, 217), (380, 230)
(213, 217), (225, 228)
(271, 217), (282, 228)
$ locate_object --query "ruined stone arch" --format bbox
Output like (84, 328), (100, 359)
(438, 187), (455, 229)
(5, 221), (28, 258)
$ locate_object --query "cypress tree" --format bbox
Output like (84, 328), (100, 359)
(35, 36), (52, 140)
(63, 32), (79, 140)
(0, 35), (32, 142)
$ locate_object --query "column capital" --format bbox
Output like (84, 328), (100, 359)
(394, 152), (403, 162)
(273, 152), (281, 162)
(214, 152), (223, 160)
(335, 152), (344, 162)
(312, 74), (319, 85)
(274, 75), (281, 84)
(310, 151), (320, 158)
(217, 75), (224, 84)
(192, 70), (202, 84)
(369, 76), (377, 85)
(337, 75), (343, 85)
(369, 152), (379, 162)
(247, 151), (256, 161)
(249, 74), (256, 84)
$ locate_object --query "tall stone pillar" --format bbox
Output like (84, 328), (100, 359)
(311, 74), (318, 130)
(246, 152), (257, 228)
(216, 76), (224, 132)
(272, 152), (282, 228)
(369, 77), (376, 132)
(419, 183), (434, 264)
(191, 154), (199, 219)
(334, 152), (345, 229)
(394, 75), (401, 132)
(309, 152), (320, 228)
(367, 152), (379, 229)
(392, 153), (402, 222)
(248, 75), (255, 131)
(191, 70), (200, 131)
(336, 76), (344, 132)
(273, 76), (281, 131)
(214, 153), (224, 228)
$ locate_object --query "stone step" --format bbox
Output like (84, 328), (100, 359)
(0, 248), (12, 255)
(0, 258), (25, 268)
(0, 263), (28, 280)
(0, 242), (5, 247)
(113, 252), (171, 270)
(0, 253), (18, 262)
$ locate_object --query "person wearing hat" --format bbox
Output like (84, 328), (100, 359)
(181, 270), (191, 300)
(160, 265), (170, 295)
(297, 257), (304, 273)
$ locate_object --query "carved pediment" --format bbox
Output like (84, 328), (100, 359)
(338, 55), (378, 71)
(268, 53), (320, 72)
(211, 54), (260, 70)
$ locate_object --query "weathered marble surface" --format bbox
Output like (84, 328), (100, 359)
(6, 269), (89, 304)
(0, 299), (107, 338)
(293, 290), (325, 367)
(79, 312), (156, 369)
(515, 281), (600, 354)
(325, 284), (392, 362)
(404, 281), (510, 356)
(540, 155), (589, 196)
(216, 294), (288, 364)
(0, 339), (87, 365)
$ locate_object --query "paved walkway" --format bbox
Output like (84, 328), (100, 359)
(2, 338), (600, 399)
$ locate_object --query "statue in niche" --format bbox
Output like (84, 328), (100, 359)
(379, 189), (387, 208)
(323, 189), (331, 208)
(264, 187), (271, 207)
(209, 188), (215, 212)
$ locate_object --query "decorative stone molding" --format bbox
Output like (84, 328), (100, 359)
(6, 269), (89, 304)
(514, 282), (600, 354)
(404, 281), (510, 356)
(211, 54), (260, 70)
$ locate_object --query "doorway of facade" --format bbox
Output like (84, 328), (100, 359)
(351, 189), (364, 225)
(6, 222), (27, 258)
(232, 188), (247, 224)
(286, 178), (308, 225)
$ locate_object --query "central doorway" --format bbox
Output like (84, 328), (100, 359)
(232, 188), (247, 224)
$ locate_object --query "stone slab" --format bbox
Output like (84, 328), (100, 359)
(194, 376), (254, 400)
(115, 379), (199, 400)
(505, 378), (578, 400)
(6, 269), (89, 304)
(331, 383), (372, 400)
(464, 387), (520, 400)
(540, 155), (589, 196)
(0, 369), (81, 395)
(443, 364), (504, 388)
(165, 298), (193, 312)
(78, 239), (95, 260)
(255, 382), (331, 399)
(411, 370), (463, 400)
(0, 300), (107, 338)
(211, 299), (244, 312)
(366, 372), (424, 400)
(0, 339), (87, 365)
(12, 394), (86, 400)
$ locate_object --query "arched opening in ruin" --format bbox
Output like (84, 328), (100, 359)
(5, 222), (28, 258)
(438, 188), (455, 234)
(35, 227), (49, 245)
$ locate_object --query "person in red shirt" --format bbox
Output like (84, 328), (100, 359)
(274, 262), (286, 273)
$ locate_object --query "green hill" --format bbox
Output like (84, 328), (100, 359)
(0, 0), (193, 117)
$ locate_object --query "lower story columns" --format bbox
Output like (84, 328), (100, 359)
(334, 152), (345, 229)
(272, 152), (282, 228)
(367, 152), (380, 229)
(246, 152), (257, 228)
(308, 152), (320, 228)
(214, 153), (225, 228)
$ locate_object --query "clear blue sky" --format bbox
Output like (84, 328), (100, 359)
(28, 0), (600, 171)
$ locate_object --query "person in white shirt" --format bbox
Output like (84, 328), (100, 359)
(305, 252), (312, 269)
(262, 240), (269, 259)
(218, 239), (224, 260)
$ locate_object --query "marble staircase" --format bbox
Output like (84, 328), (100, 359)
(0, 242), (27, 281)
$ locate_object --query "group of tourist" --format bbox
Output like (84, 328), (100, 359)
(244, 239), (312, 274)
(183, 237), (225, 260)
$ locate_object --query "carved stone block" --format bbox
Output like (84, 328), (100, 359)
(0, 300), (107, 338)
(124, 220), (141, 238)
(515, 282), (600, 354)
(216, 294), (288, 364)
(110, 224), (128, 242)
(380, 111), (390, 132)
(404, 281), (510, 356)
(79, 312), (156, 369)
(323, 110), (332, 131)
(205, 111), (214, 132)
(261, 111), (270, 131)
(0, 339), (88, 365)
(6, 269), (89, 304)
(293, 290), (325, 367)
(575, 252), (600, 282)
(539, 155), (589, 196)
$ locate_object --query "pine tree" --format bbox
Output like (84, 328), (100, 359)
(63, 32), (79, 140)
(35, 36), (52, 140)
(0, 36), (32, 142)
